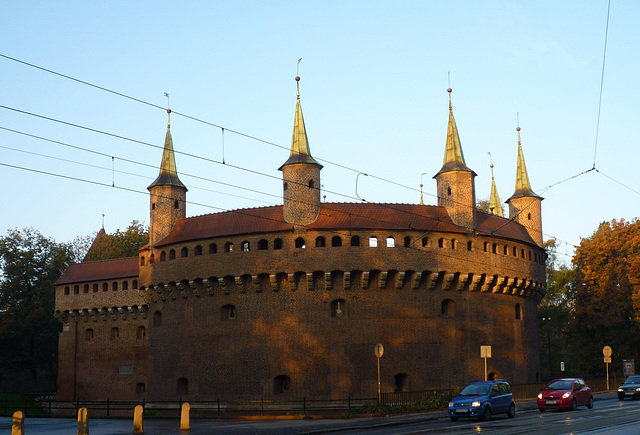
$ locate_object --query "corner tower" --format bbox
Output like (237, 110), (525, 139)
(433, 88), (477, 231)
(148, 109), (187, 247)
(279, 75), (323, 226)
(506, 126), (543, 246)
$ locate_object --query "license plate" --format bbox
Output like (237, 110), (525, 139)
(546, 400), (557, 404)
(626, 392), (634, 395)
(456, 409), (469, 413)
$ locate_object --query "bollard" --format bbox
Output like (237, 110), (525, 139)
(77, 407), (89, 435)
(133, 404), (144, 434)
(12, 410), (24, 435)
(180, 402), (190, 430)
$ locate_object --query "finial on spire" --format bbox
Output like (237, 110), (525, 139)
(101, 213), (105, 230)
(296, 58), (302, 99)
(447, 87), (453, 111)
(164, 92), (171, 128)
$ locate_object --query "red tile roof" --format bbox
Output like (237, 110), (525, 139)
(55, 257), (138, 285)
(154, 203), (536, 246)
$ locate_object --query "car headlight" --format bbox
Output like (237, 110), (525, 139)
(448, 401), (453, 408)
(636, 388), (640, 392)
(618, 388), (623, 392)
(538, 393), (543, 399)
(472, 401), (481, 407)
(562, 392), (570, 399)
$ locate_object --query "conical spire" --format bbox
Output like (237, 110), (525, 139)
(435, 88), (473, 176)
(279, 76), (322, 169)
(508, 127), (541, 200)
(488, 164), (504, 216)
(148, 109), (186, 190)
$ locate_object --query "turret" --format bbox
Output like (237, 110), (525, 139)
(279, 75), (323, 227)
(488, 164), (504, 217)
(433, 88), (477, 231)
(147, 109), (187, 247)
(506, 126), (543, 246)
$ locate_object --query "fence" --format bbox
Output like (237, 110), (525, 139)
(0, 377), (622, 419)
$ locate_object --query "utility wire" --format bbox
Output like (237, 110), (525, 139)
(592, 0), (611, 169)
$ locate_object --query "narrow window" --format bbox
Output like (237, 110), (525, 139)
(513, 247), (517, 257)
(515, 303), (522, 320)
(181, 247), (188, 258)
(160, 251), (166, 261)
(295, 238), (306, 249)
(137, 326), (146, 339)
(386, 237), (395, 248)
(103, 283), (108, 292)
(315, 236), (326, 247)
(169, 250), (176, 260)
(441, 299), (456, 317)
(85, 329), (94, 341)
(394, 373), (410, 393)
(132, 280), (138, 289)
(221, 304), (236, 320)
(274, 375), (290, 395)
(422, 237), (428, 247)
(140, 256), (146, 266)
(136, 383), (146, 394)
(350, 236), (360, 247)
(438, 238), (444, 248)
(492, 243), (497, 254)
(209, 243), (217, 254)
(451, 239), (456, 249)
(112, 282), (118, 291)
(467, 241), (473, 251)
(527, 213), (531, 220)
(332, 236), (342, 247)
(177, 378), (188, 396)
(149, 254), (155, 264)
(258, 239), (268, 250)
(528, 250), (532, 260)
(110, 327), (119, 340)
(283, 182), (288, 191)
(174, 199), (179, 209)
(224, 242), (234, 252)
(521, 249), (525, 259)
(274, 238), (283, 250)
(447, 186), (452, 196)
(122, 281), (128, 290)
(331, 299), (346, 317)
(151, 203), (155, 210)
(404, 236), (411, 247)
(74, 285), (79, 294)
(83, 284), (89, 293)
(93, 284), (98, 292)
(241, 241), (250, 252)
(195, 245), (203, 256)
(153, 311), (162, 327)
(369, 236), (378, 247)
(308, 180), (314, 188)
(64, 286), (70, 295)
(484, 242), (488, 252)
(503, 245), (508, 255)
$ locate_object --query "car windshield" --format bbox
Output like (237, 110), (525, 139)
(545, 380), (573, 390)
(624, 376), (640, 385)
(459, 384), (491, 396)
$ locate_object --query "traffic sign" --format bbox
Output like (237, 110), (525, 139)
(603, 346), (612, 357)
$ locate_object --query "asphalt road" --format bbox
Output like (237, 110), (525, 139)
(2, 393), (640, 434)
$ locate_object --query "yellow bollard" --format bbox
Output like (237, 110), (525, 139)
(77, 407), (89, 435)
(11, 410), (24, 435)
(180, 402), (190, 430)
(133, 404), (144, 434)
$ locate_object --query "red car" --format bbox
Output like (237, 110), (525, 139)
(537, 378), (593, 412)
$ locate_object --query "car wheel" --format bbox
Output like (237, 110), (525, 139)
(450, 416), (458, 422)
(618, 396), (625, 401)
(538, 408), (545, 413)
(587, 396), (594, 409)
(483, 407), (492, 421)
(507, 403), (516, 418)
(571, 399), (577, 411)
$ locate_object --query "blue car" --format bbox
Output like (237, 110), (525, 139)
(448, 380), (516, 421)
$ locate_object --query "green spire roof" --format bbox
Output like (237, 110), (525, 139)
(508, 127), (541, 201)
(279, 76), (322, 169)
(488, 164), (504, 216)
(148, 109), (186, 190)
(435, 88), (474, 177)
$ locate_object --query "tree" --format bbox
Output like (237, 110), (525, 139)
(538, 238), (574, 379)
(0, 228), (78, 391)
(569, 219), (640, 376)
(83, 220), (148, 262)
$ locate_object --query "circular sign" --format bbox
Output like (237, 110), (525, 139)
(374, 343), (384, 358)
(603, 346), (612, 357)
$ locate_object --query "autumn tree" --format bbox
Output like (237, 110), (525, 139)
(0, 228), (78, 391)
(569, 219), (640, 376)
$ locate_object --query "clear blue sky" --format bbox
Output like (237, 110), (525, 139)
(1, 1), (637, 263)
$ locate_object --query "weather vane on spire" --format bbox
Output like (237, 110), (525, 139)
(164, 92), (171, 126)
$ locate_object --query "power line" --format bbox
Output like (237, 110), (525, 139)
(592, 0), (611, 169)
